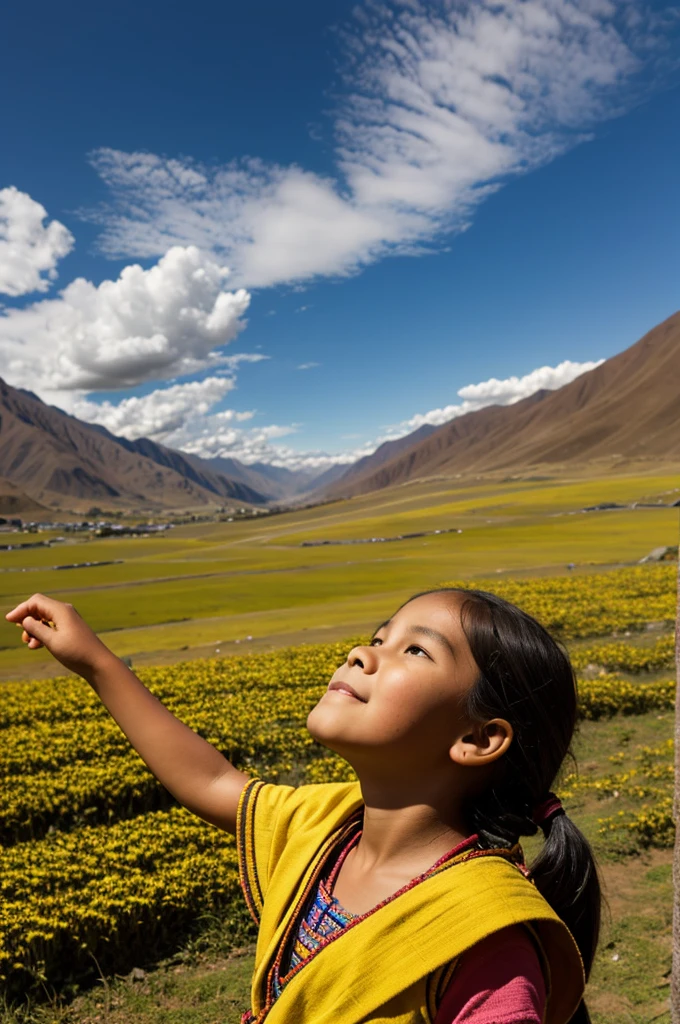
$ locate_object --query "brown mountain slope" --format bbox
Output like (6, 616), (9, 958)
(0, 380), (267, 511)
(308, 423), (437, 501)
(0, 477), (48, 516)
(325, 311), (680, 498)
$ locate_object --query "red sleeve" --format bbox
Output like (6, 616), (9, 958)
(434, 924), (546, 1024)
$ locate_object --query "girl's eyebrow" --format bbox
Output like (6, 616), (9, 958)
(409, 625), (455, 657)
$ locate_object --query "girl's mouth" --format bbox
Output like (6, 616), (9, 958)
(327, 680), (367, 702)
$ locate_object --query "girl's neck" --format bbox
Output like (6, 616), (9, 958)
(353, 778), (471, 874)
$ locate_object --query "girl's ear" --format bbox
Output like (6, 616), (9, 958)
(449, 718), (513, 767)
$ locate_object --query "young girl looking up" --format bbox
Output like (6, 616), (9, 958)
(7, 587), (600, 1024)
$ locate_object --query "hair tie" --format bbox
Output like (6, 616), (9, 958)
(532, 792), (564, 827)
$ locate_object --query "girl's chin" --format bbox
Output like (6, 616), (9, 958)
(306, 706), (356, 754)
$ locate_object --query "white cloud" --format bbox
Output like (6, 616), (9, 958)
(297, 361), (320, 370)
(390, 358), (605, 433)
(83, 1), (665, 288)
(0, 245), (251, 394)
(174, 422), (302, 465)
(69, 376), (247, 441)
(0, 187), (74, 297)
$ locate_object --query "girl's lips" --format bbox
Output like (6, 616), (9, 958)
(327, 680), (367, 702)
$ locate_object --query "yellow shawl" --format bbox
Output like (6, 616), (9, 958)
(237, 779), (585, 1024)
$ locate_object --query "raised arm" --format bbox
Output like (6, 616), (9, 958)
(5, 594), (249, 834)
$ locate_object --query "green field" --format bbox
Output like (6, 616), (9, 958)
(1, 471), (678, 679)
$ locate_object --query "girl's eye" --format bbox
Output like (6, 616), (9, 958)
(406, 644), (428, 657)
(369, 637), (382, 647)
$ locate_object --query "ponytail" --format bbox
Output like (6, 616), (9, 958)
(407, 587), (602, 1022)
(531, 812), (601, 1022)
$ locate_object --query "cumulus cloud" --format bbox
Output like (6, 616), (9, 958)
(173, 422), (301, 465)
(83, 1), (670, 288)
(0, 187), (74, 297)
(69, 376), (251, 441)
(0, 245), (251, 394)
(389, 358), (605, 434)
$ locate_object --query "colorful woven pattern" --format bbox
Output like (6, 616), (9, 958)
(274, 828), (359, 996)
(272, 823), (482, 1001)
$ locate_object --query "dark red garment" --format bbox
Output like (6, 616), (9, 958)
(434, 924), (546, 1024)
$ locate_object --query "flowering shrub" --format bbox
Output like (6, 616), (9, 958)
(571, 634), (675, 674)
(440, 565), (675, 639)
(0, 808), (252, 996)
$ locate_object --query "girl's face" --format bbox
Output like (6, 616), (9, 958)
(307, 592), (483, 775)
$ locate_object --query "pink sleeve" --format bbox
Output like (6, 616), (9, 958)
(434, 924), (546, 1024)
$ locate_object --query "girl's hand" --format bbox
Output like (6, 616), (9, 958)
(5, 593), (113, 678)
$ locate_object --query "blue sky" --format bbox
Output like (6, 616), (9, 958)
(1, 0), (679, 470)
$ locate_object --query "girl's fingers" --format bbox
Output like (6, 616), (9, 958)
(20, 616), (51, 644)
(6, 601), (35, 622)
(22, 629), (43, 647)
(5, 594), (61, 623)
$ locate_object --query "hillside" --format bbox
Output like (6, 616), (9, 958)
(324, 311), (680, 498)
(0, 477), (48, 516)
(308, 423), (437, 500)
(0, 380), (269, 512)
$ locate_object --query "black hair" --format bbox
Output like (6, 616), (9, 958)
(407, 587), (601, 1024)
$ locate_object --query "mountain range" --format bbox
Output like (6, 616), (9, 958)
(0, 310), (677, 516)
(0, 381), (298, 513)
(323, 310), (680, 498)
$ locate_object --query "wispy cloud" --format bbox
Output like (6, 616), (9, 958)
(83, 1), (671, 289)
(0, 187), (74, 297)
(297, 361), (320, 370)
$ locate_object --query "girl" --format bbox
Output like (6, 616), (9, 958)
(7, 587), (600, 1024)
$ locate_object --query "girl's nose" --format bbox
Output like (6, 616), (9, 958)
(348, 644), (377, 672)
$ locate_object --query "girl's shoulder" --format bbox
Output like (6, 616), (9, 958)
(244, 778), (362, 833)
(435, 924), (546, 1024)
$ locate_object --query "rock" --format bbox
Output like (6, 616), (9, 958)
(639, 545), (678, 563)
(129, 967), (146, 982)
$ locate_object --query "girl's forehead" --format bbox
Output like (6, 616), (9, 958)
(386, 591), (465, 636)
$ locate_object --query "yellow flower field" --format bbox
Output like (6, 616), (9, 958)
(0, 564), (676, 997)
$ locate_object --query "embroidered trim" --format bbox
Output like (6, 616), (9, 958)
(237, 778), (266, 925)
(252, 812), (363, 1022)
(274, 826), (361, 993)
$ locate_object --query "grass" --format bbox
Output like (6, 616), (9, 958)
(588, 857), (672, 1023)
(1, 470), (678, 680)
